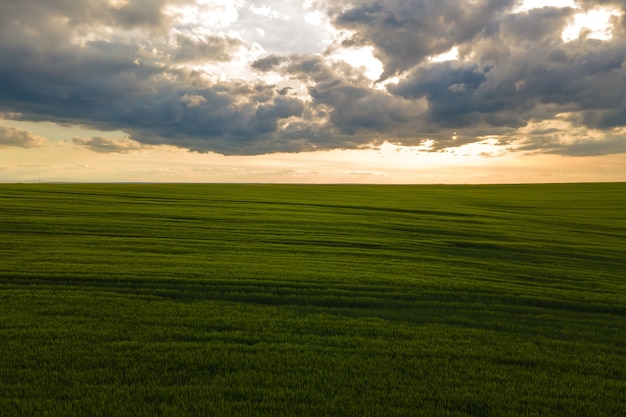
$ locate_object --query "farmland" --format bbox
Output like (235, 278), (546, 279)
(0, 183), (625, 416)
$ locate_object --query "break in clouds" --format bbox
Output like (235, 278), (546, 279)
(1, 0), (626, 155)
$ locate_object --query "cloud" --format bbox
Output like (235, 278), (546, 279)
(0, 0), (625, 157)
(172, 34), (243, 63)
(253, 53), (428, 147)
(378, 5), (626, 153)
(233, 0), (331, 54)
(326, 0), (518, 80)
(180, 93), (207, 108)
(251, 55), (286, 71)
(111, 0), (181, 30)
(552, 135), (626, 156)
(517, 134), (626, 156)
(0, 126), (47, 149)
(0, 125), (47, 148)
(72, 136), (147, 153)
(0, 0), (308, 154)
(513, 122), (626, 156)
(390, 62), (489, 126)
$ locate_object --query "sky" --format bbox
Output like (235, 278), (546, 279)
(1, 0), (626, 183)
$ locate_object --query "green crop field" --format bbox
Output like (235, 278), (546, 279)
(0, 183), (625, 416)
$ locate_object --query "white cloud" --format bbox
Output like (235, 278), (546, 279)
(246, 4), (287, 20)
(167, 0), (239, 30)
(562, 6), (623, 42)
(513, 0), (576, 13)
(429, 47), (459, 63)
(180, 94), (208, 107)
(328, 46), (384, 81)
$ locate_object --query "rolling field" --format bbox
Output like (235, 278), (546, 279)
(0, 183), (625, 416)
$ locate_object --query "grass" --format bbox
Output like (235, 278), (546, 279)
(0, 183), (625, 416)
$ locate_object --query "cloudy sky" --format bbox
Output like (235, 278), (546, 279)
(1, 0), (625, 183)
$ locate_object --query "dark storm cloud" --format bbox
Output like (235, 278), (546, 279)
(498, 6), (572, 43)
(468, 37), (626, 127)
(329, 0), (517, 80)
(380, 5), (626, 151)
(0, 0), (307, 154)
(110, 81), (306, 154)
(305, 0), (625, 155)
(390, 63), (489, 127)
(94, 81), (305, 154)
(254, 53), (426, 144)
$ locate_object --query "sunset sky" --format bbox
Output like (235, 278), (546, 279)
(1, 0), (625, 183)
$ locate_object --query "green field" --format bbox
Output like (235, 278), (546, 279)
(0, 183), (625, 416)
